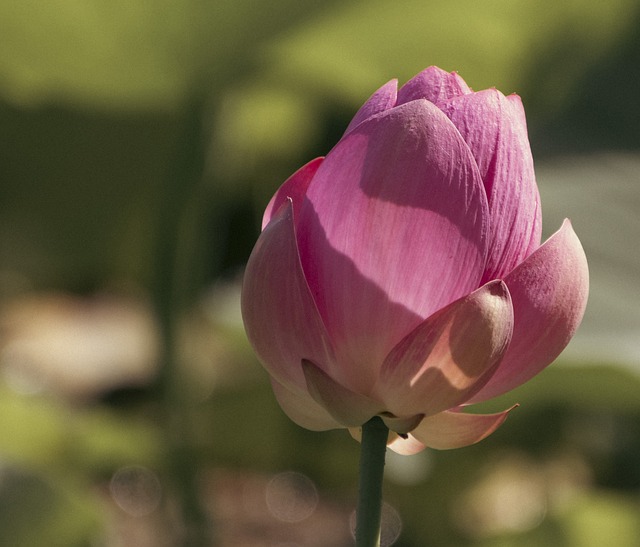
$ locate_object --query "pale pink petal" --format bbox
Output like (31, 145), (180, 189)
(411, 406), (516, 449)
(443, 89), (542, 281)
(376, 281), (513, 417)
(344, 79), (398, 135)
(262, 157), (324, 230)
(271, 378), (342, 431)
(349, 428), (427, 455)
(468, 220), (589, 403)
(397, 66), (472, 108)
(386, 433), (427, 455)
(296, 99), (489, 392)
(302, 360), (383, 427)
(241, 201), (336, 391)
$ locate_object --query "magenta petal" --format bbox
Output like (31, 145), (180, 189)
(411, 406), (516, 449)
(344, 79), (398, 135)
(271, 378), (342, 431)
(262, 157), (324, 230)
(302, 360), (383, 427)
(397, 66), (472, 108)
(443, 89), (542, 281)
(297, 100), (489, 391)
(376, 280), (513, 418)
(468, 220), (589, 403)
(241, 201), (337, 391)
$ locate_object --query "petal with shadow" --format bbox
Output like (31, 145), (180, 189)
(302, 360), (383, 427)
(443, 89), (542, 281)
(376, 280), (513, 417)
(271, 378), (342, 431)
(297, 99), (490, 391)
(468, 219), (589, 403)
(241, 201), (336, 391)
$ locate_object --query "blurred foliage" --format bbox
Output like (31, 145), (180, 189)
(0, 0), (639, 545)
(1, 0), (639, 288)
(2, 355), (640, 545)
(0, 0), (348, 110)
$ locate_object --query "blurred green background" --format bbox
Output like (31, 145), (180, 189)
(1, 1), (640, 545)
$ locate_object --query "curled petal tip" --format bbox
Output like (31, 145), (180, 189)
(470, 220), (588, 402)
(411, 405), (517, 450)
(262, 157), (323, 230)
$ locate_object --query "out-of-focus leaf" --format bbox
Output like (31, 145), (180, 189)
(0, 384), (161, 472)
(262, 0), (638, 115)
(0, 467), (101, 547)
(562, 492), (640, 547)
(0, 0), (348, 109)
(476, 364), (640, 414)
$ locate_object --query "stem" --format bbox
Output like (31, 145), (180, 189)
(152, 95), (212, 546)
(356, 417), (389, 547)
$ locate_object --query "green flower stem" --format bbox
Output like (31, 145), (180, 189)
(153, 95), (211, 546)
(356, 417), (389, 547)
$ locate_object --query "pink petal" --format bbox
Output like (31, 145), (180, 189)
(443, 89), (542, 281)
(348, 428), (427, 455)
(241, 201), (337, 391)
(386, 433), (427, 455)
(271, 378), (342, 431)
(344, 79), (398, 135)
(376, 281), (513, 418)
(262, 157), (324, 230)
(296, 99), (490, 392)
(396, 66), (472, 108)
(411, 406), (516, 450)
(379, 413), (425, 435)
(302, 360), (383, 427)
(468, 220), (589, 403)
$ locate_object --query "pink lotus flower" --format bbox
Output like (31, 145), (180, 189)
(241, 66), (588, 454)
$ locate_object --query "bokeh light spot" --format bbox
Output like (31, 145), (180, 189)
(349, 502), (402, 546)
(385, 448), (432, 485)
(265, 471), (319, 523)
(109, 465), (162, 517)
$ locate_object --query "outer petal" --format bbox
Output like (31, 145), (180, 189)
(241, 201), (337, 391)
(296, 100), (490, 392)
(443, 90), (542, 281)
(468, 220), (589, 403)
(302, 360), (383, 427)
(262, 157), (324, 230)
(344, 79), (398, 135)
(271, 378), (342, 431)
(376, 281), (513, 418)
(349, 428), (427, 455)
(396, 66), (472, 108)
(386, 433), (427, 455)
(411, 407), (516, 450)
